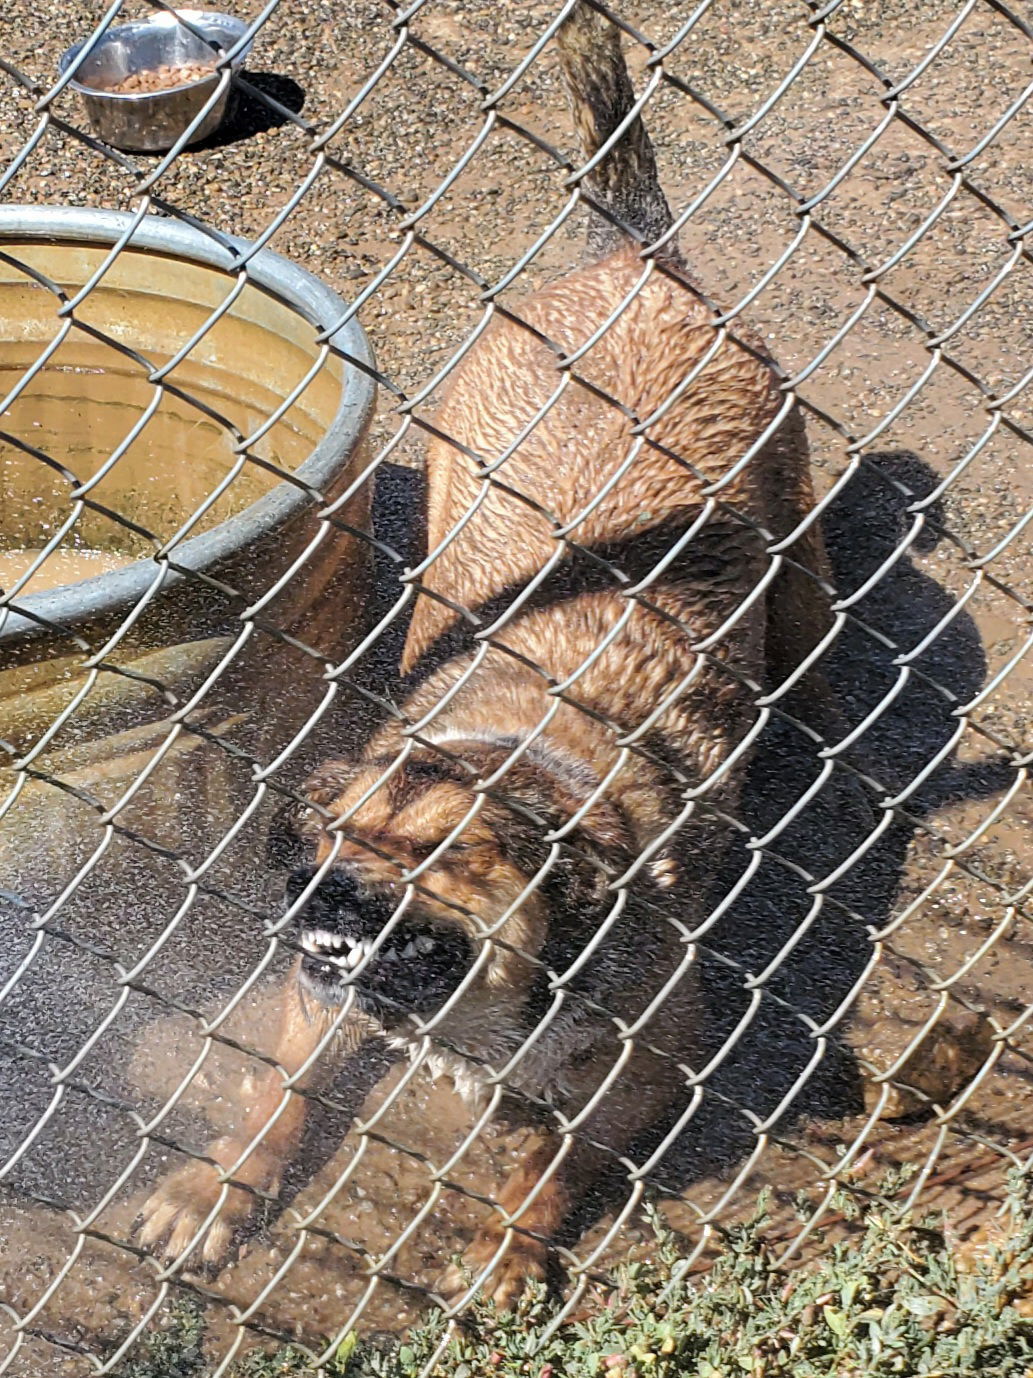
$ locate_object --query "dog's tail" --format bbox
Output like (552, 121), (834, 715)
(555, 1), (674, 259)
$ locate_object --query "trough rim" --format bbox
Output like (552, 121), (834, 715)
(0, 204), (376, 645)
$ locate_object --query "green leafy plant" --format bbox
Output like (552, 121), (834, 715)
(117, 1169), (1033, 1378)
(117, 1297), (207, 1378)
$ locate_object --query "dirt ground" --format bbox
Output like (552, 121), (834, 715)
(0, 0), (1030, 1371)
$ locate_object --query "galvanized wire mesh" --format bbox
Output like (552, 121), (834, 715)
(0, 0), (1031, 1371)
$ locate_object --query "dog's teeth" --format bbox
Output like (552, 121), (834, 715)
(300, 927), (350, 955)
(301, 929), (334, 955)
(302, 929), (387, 970)
(415, 935), (435, 954)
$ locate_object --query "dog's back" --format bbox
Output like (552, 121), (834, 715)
(400, 3), (834, 816)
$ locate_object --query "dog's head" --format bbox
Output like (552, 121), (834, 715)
(269, 742), (638, 1031)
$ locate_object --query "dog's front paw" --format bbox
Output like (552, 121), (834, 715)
(136, 1137), (281, 1271)
(438, 1227), (548, 1311)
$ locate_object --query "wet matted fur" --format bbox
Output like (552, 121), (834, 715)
(138, 1), (837, 1308)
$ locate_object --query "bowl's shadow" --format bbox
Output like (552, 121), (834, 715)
(197, 71), (306, 149)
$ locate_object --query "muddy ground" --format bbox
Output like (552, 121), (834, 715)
(0, 0), (1030, 1371)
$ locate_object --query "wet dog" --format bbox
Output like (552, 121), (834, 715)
(138, 1), (836, 1306)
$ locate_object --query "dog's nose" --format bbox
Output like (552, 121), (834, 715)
(284, 864), (362, 912)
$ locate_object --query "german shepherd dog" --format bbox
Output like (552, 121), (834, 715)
(139, 1), (835, 1306)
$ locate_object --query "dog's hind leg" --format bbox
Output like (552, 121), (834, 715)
(758, 407), (842, 736)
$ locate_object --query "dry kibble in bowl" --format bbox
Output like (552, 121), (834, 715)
(103, 62), (218, 94)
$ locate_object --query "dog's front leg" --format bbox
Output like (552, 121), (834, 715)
(438, 1119), (570, 1310)
(440, 1039), (680, 1310)
(137, 958), (353, 1270)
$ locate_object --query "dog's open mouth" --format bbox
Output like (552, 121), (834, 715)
(297, 918), (474, 1019)
(300, 926), (438, 969)
(285, 864), (476, 1019)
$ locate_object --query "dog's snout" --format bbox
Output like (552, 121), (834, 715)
(284, 865), (361, 911)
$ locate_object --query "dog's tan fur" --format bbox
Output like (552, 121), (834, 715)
(138, 3), (834, 1307)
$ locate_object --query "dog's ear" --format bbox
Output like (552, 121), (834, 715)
(536, 802), (683, 987)
(545, 800), (683, 936)
(576, 799), (682, 897)
(499, 796), (635, 920)
(489, 758), (647, 916)
(559, 800), (637, 912)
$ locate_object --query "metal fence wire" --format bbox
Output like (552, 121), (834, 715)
(0, 0), (1031, 1370)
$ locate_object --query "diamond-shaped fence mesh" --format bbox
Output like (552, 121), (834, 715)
(0, 0), (1030, 1371)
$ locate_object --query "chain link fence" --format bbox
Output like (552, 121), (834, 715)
(1, 0), (1031, 1371)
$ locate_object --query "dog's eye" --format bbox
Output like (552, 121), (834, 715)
(409, 838), (474, 862)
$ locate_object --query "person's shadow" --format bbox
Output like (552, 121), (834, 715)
(612, 449), (1015, 1207)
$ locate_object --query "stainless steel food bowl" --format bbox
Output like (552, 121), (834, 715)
(58, 10), (251, 153)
